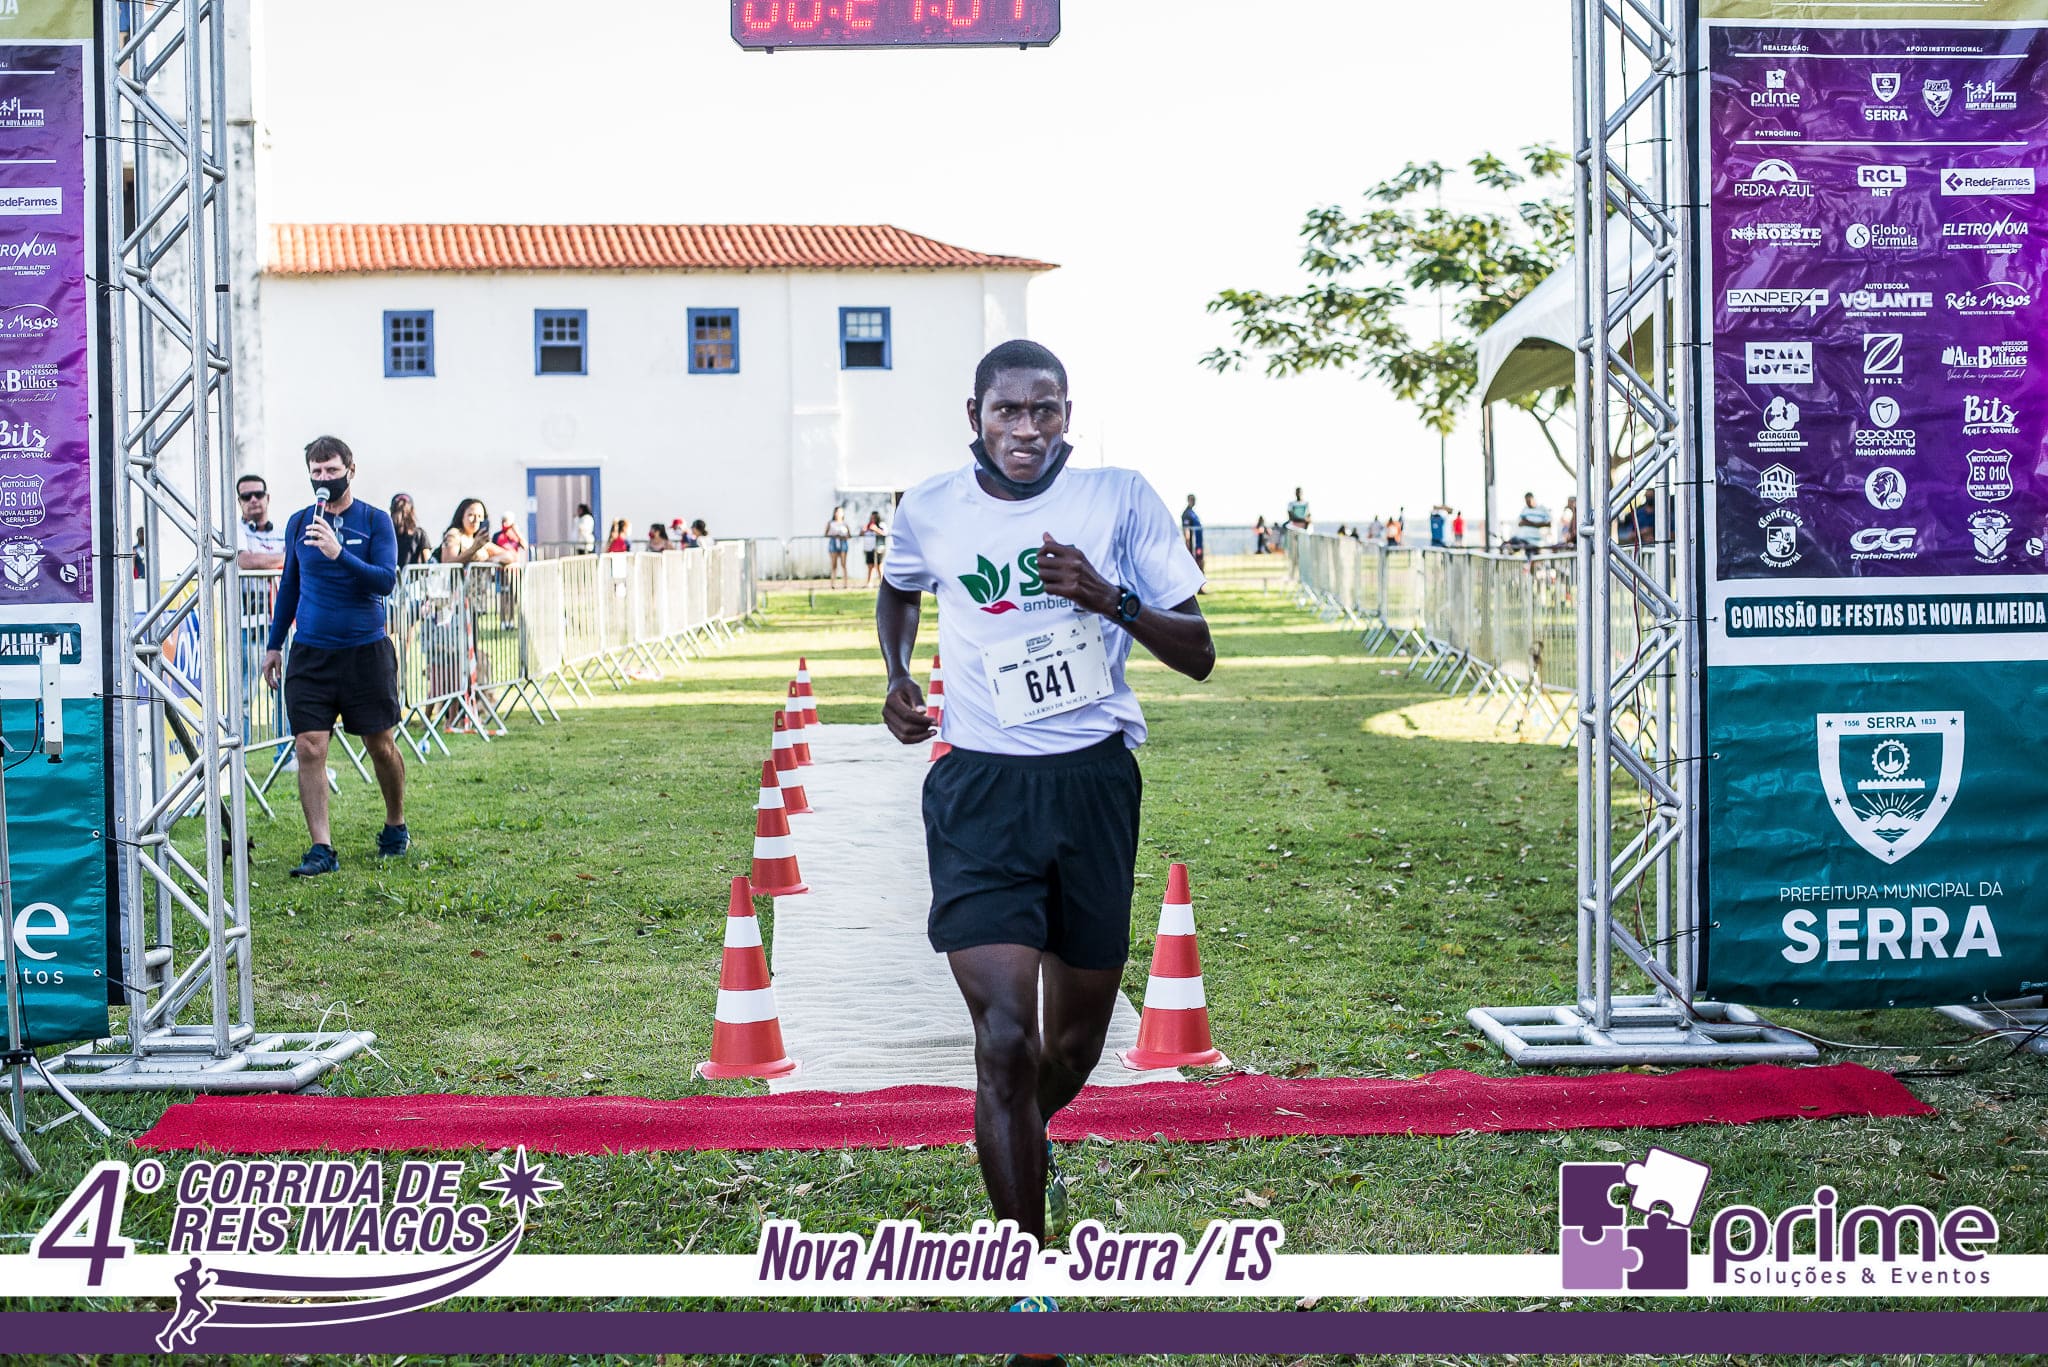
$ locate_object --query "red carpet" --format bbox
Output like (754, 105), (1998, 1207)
(135, 1064), (1928, 1155)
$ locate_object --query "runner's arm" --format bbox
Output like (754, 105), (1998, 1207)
(1037, 534), (1214, 682)
(876, 582), (938, 743)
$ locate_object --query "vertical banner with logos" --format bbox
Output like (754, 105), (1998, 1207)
(1699, 0), (2048, 1007)
(0, 0), (107, 1046)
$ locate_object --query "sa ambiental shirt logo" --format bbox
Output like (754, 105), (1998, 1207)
(957, 548), (1059, 616)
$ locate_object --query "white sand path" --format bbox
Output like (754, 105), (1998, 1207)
(764, 723), (1178, 1094)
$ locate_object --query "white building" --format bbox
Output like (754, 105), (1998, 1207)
(248, 223), (1055, 546)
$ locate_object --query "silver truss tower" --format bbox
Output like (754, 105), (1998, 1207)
(33, 0), (371, 1092)
(1468, 0), (1813, 1065)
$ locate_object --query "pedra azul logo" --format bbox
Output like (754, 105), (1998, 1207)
(33, 1150), (563, 1351)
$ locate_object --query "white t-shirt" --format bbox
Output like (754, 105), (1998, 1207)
(885, 463), (1205, 756)
(239, 519), (285, 561)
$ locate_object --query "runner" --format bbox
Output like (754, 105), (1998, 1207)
(874, 341), (1214, 1276)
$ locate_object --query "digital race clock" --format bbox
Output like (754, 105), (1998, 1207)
(731, 0), (1060, 50)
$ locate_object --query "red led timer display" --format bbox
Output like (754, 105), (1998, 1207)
(732, 0), (1060, 48)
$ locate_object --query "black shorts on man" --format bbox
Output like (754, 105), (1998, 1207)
(284, 637), (401, 737)
(921, 735), (1142, 970)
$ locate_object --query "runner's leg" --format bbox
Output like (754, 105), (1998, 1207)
(950, 942), (1050, 1243)
(1036, 956), (1122, 1122)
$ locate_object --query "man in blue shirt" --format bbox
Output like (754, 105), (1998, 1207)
(259, 436), (407, 876)
(1179, 493), (1206, 575)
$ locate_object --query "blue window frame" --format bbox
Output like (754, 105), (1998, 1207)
(840, 307), (891, 370)
(534, 309), (588, 375)
(688, 308), (740, 374)
(383, 310), (433, 377)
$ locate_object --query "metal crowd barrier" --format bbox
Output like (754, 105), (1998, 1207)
(199, 547), (759, 802)
(1288, 532), (1584, 745)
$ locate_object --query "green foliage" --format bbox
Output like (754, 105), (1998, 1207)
(1203, 145), (1574, 451)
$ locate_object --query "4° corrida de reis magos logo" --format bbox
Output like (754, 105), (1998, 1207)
(32, 1150), (564, 1350)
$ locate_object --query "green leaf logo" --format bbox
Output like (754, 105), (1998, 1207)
(957, 554), (1015, 606)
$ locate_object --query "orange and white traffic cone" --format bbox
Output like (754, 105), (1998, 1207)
(796, 657), (819, 729)
(928, 653), (951, 763)
(786, 682), (814, 766)
(750, 760), (808, 895)
(771, 712), (814, 814)
(695, 874), (798, 1080)
(1120, 863), (1228, 1070)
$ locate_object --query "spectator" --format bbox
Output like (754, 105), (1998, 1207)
(1452, 509), (1466, 545)
(1180, 494), (1206, 576)
(679, 521), (701, 549)
(133, 524), (146, 582)
(492, 515), (527, 562)
(235, 474), (285, 572)
(690, 518), (714, 549)
(604, 518), (631, 554)
(1557, 495), (1579, 550)
(1253, 515), (1271, 554)
(1367, 515), (1385, 542)
(1348, 525), (1362, 541)
(647, 523), (673, 552)
(1615, 496), (1656, 547)
(824, 505), (852, 589)
(390, 493), (431, 566)
(1286, 486), (1311, 529)
(1507, 491), (1553, 554)
(1386, 515), (1404, 547)
(670, 517), (688, 550)
(1429, 505), (1448, 548)
(1335, 524), (1349, 538)
(575, 502), (596, 555)
(440, 498), (513, 565)
(861, 510), (887, 587)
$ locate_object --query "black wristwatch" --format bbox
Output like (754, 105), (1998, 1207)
(1114, 586), (1142, 624)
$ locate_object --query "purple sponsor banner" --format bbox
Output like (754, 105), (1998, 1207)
(0, 40), (87, 603)
(1710, 24), (2048, 580)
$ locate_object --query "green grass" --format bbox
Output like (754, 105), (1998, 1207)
(4, 563), (2044, 1321)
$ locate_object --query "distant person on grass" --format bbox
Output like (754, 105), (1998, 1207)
(1180, 494), (1206, 579)
(260, 435), (407, 876)
(861, 510), (887, 587)
(876, 341), (1214, 1304)
(825, 505), (853, 588)
(1286, 486), (1310, 529)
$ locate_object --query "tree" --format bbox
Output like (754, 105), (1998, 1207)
(1201, 145), (1577, 474)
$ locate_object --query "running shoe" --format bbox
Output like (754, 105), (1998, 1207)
(290, 843), (338, 878)
(377, 823), (411, 858)
(1006, 1295), (1064, 1367)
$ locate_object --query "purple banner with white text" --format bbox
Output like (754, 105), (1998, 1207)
(0, 39), (88, 603)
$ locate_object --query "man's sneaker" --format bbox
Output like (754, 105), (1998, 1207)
(1045, 1135), (1069, 1231)
(1006, 1295), (1064, 1367)
(290, 843), (338, 878)
(377, 823), (411, 858)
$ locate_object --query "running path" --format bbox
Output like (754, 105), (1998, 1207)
(764, 723), (1178, 1094)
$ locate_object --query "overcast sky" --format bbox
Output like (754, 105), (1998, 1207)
(258, 1), (1574, 528)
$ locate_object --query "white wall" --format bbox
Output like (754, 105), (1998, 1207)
(254, 268), (1037, 541)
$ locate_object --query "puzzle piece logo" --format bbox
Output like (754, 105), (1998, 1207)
(1558, 1146), (1711, 1291)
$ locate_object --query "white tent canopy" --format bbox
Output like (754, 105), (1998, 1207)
(1474, 224), (1664, 406)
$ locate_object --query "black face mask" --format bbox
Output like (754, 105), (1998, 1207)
(311, 473), (351, 505)
(970, 436), (1072, 500)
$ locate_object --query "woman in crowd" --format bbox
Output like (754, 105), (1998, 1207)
(1253, 515), (1271, 555)
(604, 518), (632, 554)
(391, 493), (431, 566)
(824, 505), (852, 589)
(491, 515), (527, 563)
(860, 509), (887, 587)
(440, 498), (514, 565)
(575, 502), (596, 555)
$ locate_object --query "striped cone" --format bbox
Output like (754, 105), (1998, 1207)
(927, 653), (951, 763)
(695, 874), (798, 1080)
(750, 760), (808, 896)
(1120, 863), (1228, 1070)
(771, 712), (814, 814)
(786, 682), (814, 766)
(795, 658), (819, 729)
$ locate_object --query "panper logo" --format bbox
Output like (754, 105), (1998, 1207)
(1560, 1148), (1711, 1291)
(1817, 712), (1963, 863)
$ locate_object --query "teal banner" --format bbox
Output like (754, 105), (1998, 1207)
(3, 697), (108, 1046)
(1704, 663), (2048, 1008)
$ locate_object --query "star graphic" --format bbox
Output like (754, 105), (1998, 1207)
(478, 1146), (563, 1223)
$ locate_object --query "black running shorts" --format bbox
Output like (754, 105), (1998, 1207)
(284, 637), (401, 737)
(921, 734), (1142, 970)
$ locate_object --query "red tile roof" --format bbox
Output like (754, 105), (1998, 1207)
(268, 224), (1056, 275)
